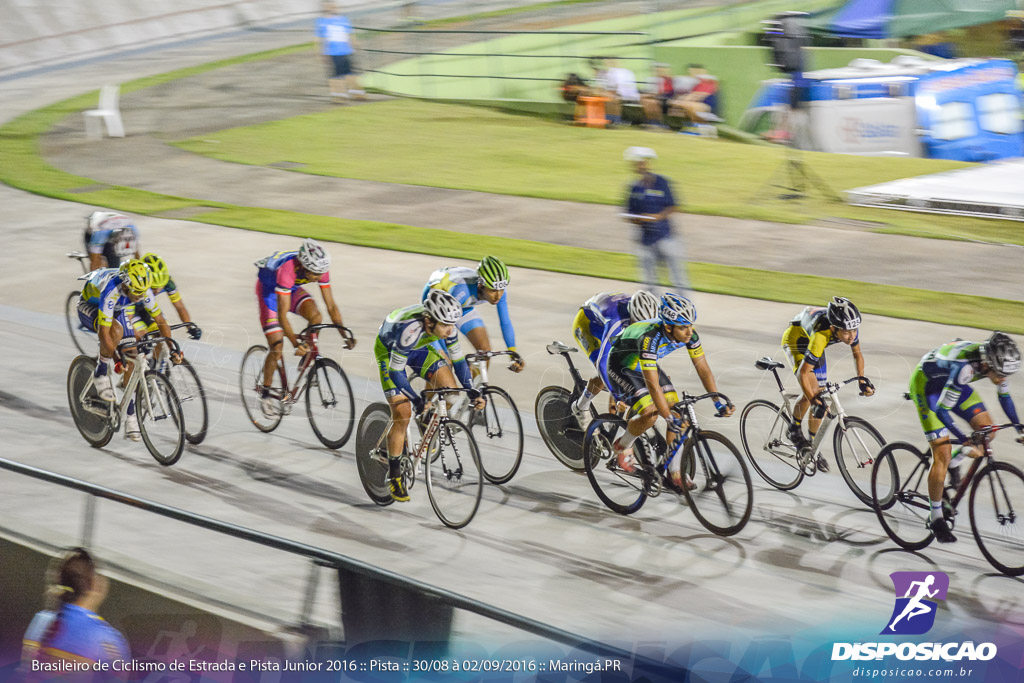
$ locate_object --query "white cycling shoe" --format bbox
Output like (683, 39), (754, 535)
(124, 414), (141, 442)
(96, 374), (116, 402)
(260, 396), (280, 419)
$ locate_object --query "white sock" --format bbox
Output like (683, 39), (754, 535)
(615, 431), (639, 450)
(949, 446), (966, 470)
(930, 500), (944, 523)
(575, 387), (595, 411)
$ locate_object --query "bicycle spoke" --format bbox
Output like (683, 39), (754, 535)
(425, 420), (483, 529)
(970, 462), (1024, 576)
(470, 387), (523, 485)
(684, 432), (752, 536)
(739, 399), (803, 490)
(871, 443), (934, 551)
(306, 359), (355, 449)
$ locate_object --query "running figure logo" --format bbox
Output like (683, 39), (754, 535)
(881, 571), (949, 635)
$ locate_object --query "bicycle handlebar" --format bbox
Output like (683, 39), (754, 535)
(66, 251), (88, 261)
(672, 391), (733, 415)
(121, 334), (182, 356)
(813, 376), (873, 401)
(300, 323), (354, 340)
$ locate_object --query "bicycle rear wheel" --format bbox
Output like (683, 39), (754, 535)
(467, 386), (523, 485)
(66, 355), (113, 448)
(970, 461), (1024, 576)
(166, 359), (208, 445)
(65, 291), (97, 357)
(355, 403), (394, 506)
(425, 419), (483, 529)
(834, 416), (887, 507)
(137, 371), (185, 466)
(535, 385), (586, 471)
(583, 415), (647, 515)
(682, 430), (753, 536)
(739, 399), (803, 491)
(239, 345), (283, 433)
(871, 442), (934, 551)
(305, 358), (355, 449)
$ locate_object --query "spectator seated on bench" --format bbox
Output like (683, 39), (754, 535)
(595, 58), (640, 127)
(670, 64), (722, 131)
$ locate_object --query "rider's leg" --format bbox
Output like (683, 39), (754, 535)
(927, 437), (953, 518)
(385, 394), (413, 502)
(262, 330), (285, 393)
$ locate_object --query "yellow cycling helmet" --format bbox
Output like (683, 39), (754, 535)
(118, 259), (152, 296)
(142, 253), (170, 289)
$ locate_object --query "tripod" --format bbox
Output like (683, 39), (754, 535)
(753, 142), (842, 203)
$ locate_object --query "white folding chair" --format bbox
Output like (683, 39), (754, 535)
(83, 85), (125, 139)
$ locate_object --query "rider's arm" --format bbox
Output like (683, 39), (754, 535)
(851, 340), (866, 377)
(386, 348), (420, 404)
(691, 354), (720, 396)
(319, 281), (345, 327)
(997, 380), (1020, 425)
(276, 291), (301, 348)
(142, 292), (176, 357)
(444, 333), (473, 389)
(495, 291), (516, 351)
(934, 366), (970, 443)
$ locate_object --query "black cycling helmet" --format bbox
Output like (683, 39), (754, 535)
(826, 296), (861, 331)
(981, 331), (1021, 377)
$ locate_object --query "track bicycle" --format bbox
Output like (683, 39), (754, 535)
(148, 322), (208, 445)
(355, 388), (483, 529)
(583, 391), (753, 536)
(871, 414), (1024, 576)
(239, 323), (356, 450)
(535, 341), (607, 471)
(67, 334), (185, 465)
(454, 350), (524, 485)
(739, 356), (888, 506)
(65, 251), (98, 356)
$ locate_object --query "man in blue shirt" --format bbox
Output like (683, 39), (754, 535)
(315, 1), (364, 100)
(623, 147), (689, 295)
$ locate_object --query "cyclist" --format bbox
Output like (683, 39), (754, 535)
(570, 290), (660, 420)
(375, 290), (484, 502)
(909, 332), (1021, 543)
(77, 259), (181, 441)
(133, 253), (202, 370)
(422, 256), (524, 373)
(254, 239), (356, 417)
(781, 296), (875, 472)
(83, 211), (140, 270)
(602, 293), (733, 491)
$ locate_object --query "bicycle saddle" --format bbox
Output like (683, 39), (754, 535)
(755, 357), (784, 371)
(546, 341), (575, 355)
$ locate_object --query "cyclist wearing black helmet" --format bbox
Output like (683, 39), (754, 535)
(909, 332), (1022, 543)
(781, 296), (874, 472)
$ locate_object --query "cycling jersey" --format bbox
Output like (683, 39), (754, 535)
(602, 321), (702, 411)
(80, 268), (159, 329)
(422, 267), (516, 350)
(84, 213), (139, 268)
(910, 340), (1019, 442)
(255, 251), (330, 334)
(374, 304), (471, 402)
(782, 307), (859, 385)
(132, 276), (182, 332)
(23, 604), (129, 669)
(572, 292), (631, 365)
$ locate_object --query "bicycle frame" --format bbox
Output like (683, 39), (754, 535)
(633, 391), (732, 488)
(371, 389), (467, 476)
(77, 336), (178, 429)
(265, 324), (352, 412)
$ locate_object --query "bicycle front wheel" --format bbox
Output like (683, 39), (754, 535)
(970, 461), (1024, 576)
(239, 345), (283, 433)
(137, 371), (185, 466)
(739, 399), (803, 491)
(682, 431), (753, 536)
(355, 403), (394, 506)
(535, 385), (585, 471)
(66, 355), (113, 448)
(166, 359), (208, 445)
(66, 292), (98, 357)
(425, 419), (483, 529)
(871, 442), (934, 551)
(583, 415), (647, 515)
(834, 416), (887, 507)
(305, 358), (355, 450)
(466, 386), (523, 485)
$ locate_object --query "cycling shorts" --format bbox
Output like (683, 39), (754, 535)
(77, 299), (137, 336)
(256, 280), (312, 335)
(605, 362), (679, 414)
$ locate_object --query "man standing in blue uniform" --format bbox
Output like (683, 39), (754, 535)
(315, 1), (364, 100)
(623, 146), (689, 295)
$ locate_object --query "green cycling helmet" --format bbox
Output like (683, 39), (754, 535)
(477, 256), (510, 290)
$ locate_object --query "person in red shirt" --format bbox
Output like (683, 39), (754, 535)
(671, 64), (721, 126)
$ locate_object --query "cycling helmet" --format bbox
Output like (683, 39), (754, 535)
(981, 331), (1021, 376)
(298, 238), (330, 274)
(477, 256), (510, 290)
(826, 296), (861, 331)
(86, 211), (119, 232)
(423, 289), (462, 325)
(660, 293), (696, 326)
(628, 289), (659, 323)
(118, 259), (152, 296)
(141, 253), (170, 289)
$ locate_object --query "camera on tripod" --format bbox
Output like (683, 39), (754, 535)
(762, 11), (809, 75)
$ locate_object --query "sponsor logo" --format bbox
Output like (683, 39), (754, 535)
(839, 117), (901, 144)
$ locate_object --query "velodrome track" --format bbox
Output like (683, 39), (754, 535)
(1, 26), (1022, 650)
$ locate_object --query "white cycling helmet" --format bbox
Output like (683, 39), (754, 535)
(298, 238), (330, 274)
(423, 290), (462, 325)
(86, 211), (120, 232)
(628, 290), (659, 323)
(660, 293), (696, 326)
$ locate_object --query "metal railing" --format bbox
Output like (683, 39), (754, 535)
(0, 456), (625, 657)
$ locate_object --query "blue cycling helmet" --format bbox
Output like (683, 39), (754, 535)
(660, 293), (696, 326)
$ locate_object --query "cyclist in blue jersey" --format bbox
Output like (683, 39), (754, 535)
(570, 289), (659, 420)
(22, 548), (130, 674)
(422, 256), (525, 373)
(909, 332), (1022, 542)
(374, 290), (484, 501)
(254, 239), (356, 417)
(77, 259), (181, 441)
(84, 211), (140, 270)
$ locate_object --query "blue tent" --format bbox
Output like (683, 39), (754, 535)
(808, 0), (1018, 40)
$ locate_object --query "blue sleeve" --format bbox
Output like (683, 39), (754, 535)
(88, 229), (108, 249)
(661, 176), (676, 207)
(998, 382), (1019, 425)
(388, 366), (418, 403)
(443, 334), (473, 389)
(934, 405), (968, 443)
(935, 365), (968, 442)
(626, 184), (641, 214)
(496, 292), (516, 349)
(450, 282), (472, 308)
